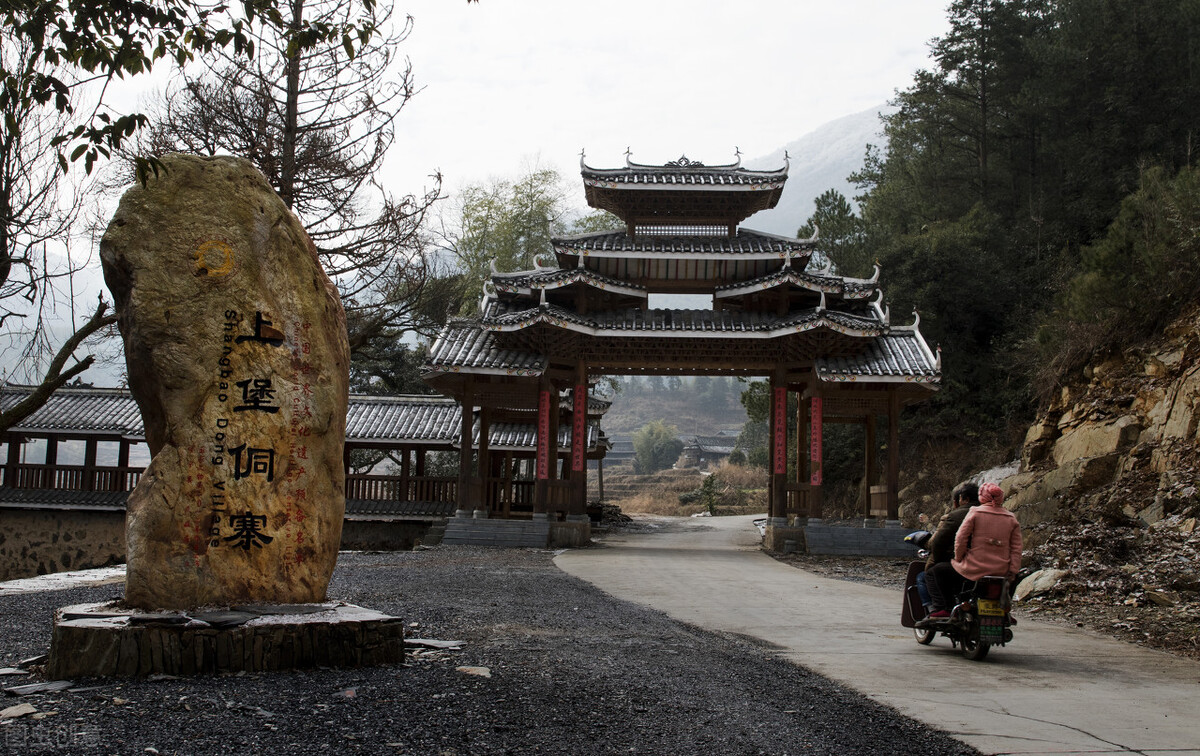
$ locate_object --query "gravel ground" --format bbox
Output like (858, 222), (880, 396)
(0, 546), (978, 756)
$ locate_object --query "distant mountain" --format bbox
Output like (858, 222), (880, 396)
(744, 105), (893, 237)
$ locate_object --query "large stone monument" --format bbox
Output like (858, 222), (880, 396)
(99, 154), (350, 609)
(45, 155), (402, 678)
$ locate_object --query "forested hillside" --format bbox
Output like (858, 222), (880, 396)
(808, 0), (1200, 455)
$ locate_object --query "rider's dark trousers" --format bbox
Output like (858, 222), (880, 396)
(926, 561), (965, 611)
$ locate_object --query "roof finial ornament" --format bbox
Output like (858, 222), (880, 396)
(868, 262), (880, 284)
(911, 308), (921, 328)
(803, 223), (819, 243)
(783, 150), (791, 173)
(625, 146), (633, 168)
(734, 147), (742, 169)
(817, 290), (827, 313)
(935, 345), (942, 371)
(580, 148), (587, 170)
(489, 258), (500, 275)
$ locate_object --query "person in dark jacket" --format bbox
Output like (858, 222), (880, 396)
(920, 482), (979, 617)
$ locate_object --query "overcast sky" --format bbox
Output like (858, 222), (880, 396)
(385, 1), (952, 203)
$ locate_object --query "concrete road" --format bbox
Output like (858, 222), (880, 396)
(555, 514), (1200, 755)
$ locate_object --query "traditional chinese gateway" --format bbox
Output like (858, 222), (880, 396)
(424, 152), (941, 548)
(0, 152), (941, 560)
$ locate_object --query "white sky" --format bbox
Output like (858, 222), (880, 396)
(0, 1), (953, 384)
(386, 0), (951, 202)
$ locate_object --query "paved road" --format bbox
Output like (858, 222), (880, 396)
(556, 515), (1200, 755)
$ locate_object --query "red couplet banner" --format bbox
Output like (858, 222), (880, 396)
(537, 389), (551, 479)
(772, 386), (788, 475)
(572, 387), (586, 472)
(810, 396), (823, 485)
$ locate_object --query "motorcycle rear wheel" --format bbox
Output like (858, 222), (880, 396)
(914, 627), (936, 645)
(961, 637), (990, 661)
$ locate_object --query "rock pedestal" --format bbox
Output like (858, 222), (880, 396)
(100, 154), (350, 610)
(46, 602), (404, 679)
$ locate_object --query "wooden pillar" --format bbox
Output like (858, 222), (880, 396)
(5, 434), (21, 488)
(887, 389), (901, 521)
(83, 438), (98, 491)
(768, 369), (788, 525)
(534, 380), (553, 517)
(864, 415), (878, 518)
(400, 447), (411, 502)
(809, 390), (824, 521)
(416, 448), (426, 476)
(456, 381), (474, 518)
(476, 406), (491, 517)
(503, 451), (514, 517)
(117, 439), (131, 492)
(569, 364), (588, 519)
(597, 458), (604, 503)
(45, 435), (59, 489)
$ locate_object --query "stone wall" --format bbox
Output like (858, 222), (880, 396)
(0, 509), (443, 581)
(0, 508), (125, 582)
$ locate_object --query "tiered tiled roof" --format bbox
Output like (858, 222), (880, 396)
(815, 325), (941, 384)
(553, 229), (813, 257)
(714, 264), (880, 301)
(0, 386), (145, 437)
(481, 302), (886, 338)
(424, 324), (546, 377)
(423, 152), (940, 392)
(0, 386), (608, 453)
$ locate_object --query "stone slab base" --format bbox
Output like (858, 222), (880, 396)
(765, 524), (916, 557)
(441, 518), (591, 548)
(46, 602), (404, 679)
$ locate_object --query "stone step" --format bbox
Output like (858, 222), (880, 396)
(441, 519), (551, 548)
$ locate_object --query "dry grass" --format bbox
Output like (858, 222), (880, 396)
(609, 463), (767, 517)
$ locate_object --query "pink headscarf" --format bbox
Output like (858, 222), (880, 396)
(978, 482), (1005, 506)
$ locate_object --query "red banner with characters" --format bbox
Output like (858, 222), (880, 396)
(537, 389), (551, 480)
(571, 386), (587, 472)
(772, 386), (787, 475)
(810, 396), (823, 485)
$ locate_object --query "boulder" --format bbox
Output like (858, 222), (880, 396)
(1014, 568), (1069, 601)
(101, 154), (350, 610)
(1051, 415), (1141, 467)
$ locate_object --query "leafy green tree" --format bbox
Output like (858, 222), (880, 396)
(440, 165), (572, 310)
(1036, 166), (1200, 391)
(632, 419), (683, 474)
(844, 0), (1200, 431)
(797, 189), (871, 277)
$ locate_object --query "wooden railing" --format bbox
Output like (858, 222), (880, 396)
(344, 475), (457, 504)
(785, 482), (812, 520)
(479, 477), (535, 515)
(1, 464), (142, 492)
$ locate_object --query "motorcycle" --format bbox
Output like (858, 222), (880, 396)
(900, 530), (1015, 661)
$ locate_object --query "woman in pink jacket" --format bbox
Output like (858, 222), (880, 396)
(925, 482), (1021, 618)
(952, 482), (1022, 581)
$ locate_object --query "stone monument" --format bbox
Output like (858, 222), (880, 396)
(44, 155), (402, 678)
(100, 153), (349, 609)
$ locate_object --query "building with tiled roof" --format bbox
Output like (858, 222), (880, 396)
(425, 150), (941, 541)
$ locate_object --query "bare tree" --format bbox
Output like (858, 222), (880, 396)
(0, 38), (117, 434)
(136, 0), (444, 353)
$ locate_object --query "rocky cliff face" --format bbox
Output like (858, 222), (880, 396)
(1005, 309), (1200, 537)
(998, 308), (1200, 655)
